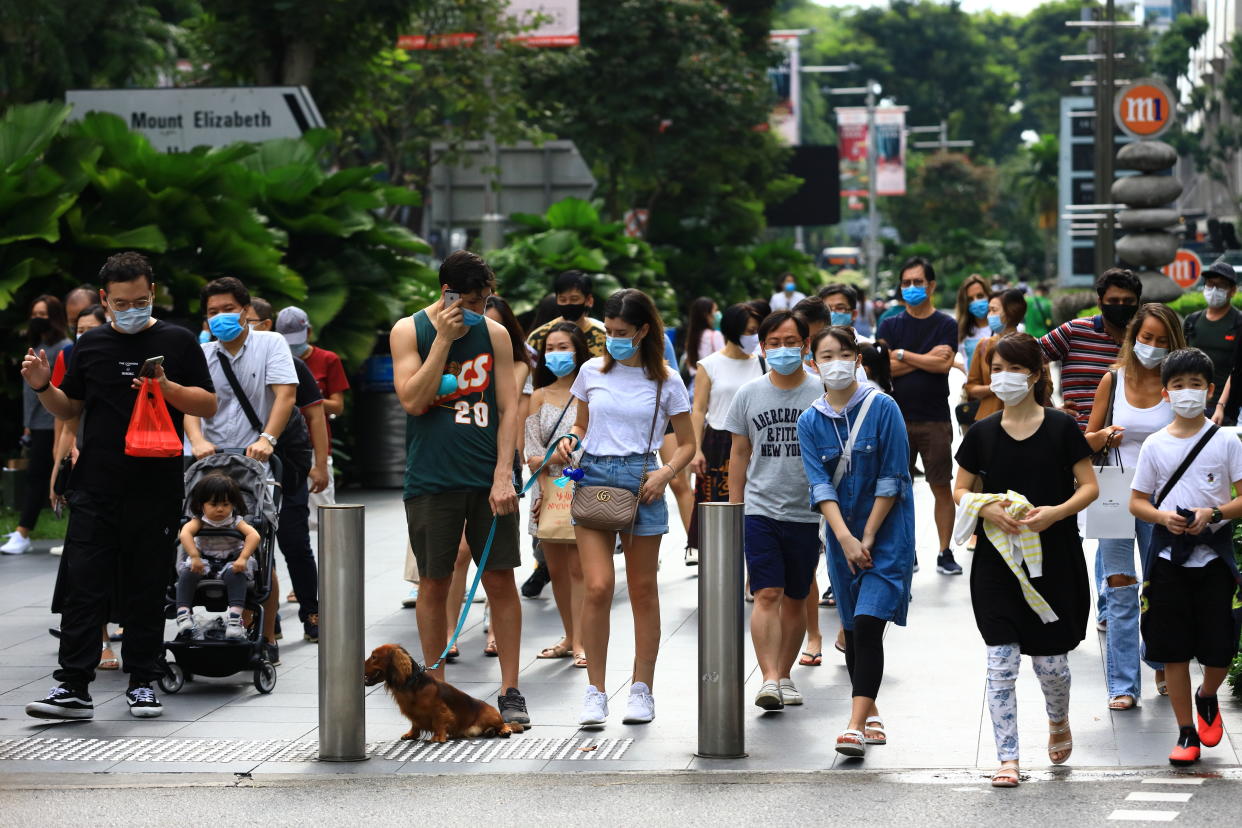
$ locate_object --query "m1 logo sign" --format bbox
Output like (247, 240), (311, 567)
(1162, 249), (1203, 289)
(1114, 78), (1175, 139)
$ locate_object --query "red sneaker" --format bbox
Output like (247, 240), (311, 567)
(1195, 690), (1224, 748)
(1170, 727), (1201, 766)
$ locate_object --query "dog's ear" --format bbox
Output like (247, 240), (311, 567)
(388, 644), (413, 684)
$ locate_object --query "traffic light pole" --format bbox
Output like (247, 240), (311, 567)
(1094, 0), (1116, 274)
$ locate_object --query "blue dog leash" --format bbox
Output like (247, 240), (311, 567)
(428, 433), (580, 670)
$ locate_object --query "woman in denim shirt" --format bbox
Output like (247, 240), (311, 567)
(798, 326), (915, 759)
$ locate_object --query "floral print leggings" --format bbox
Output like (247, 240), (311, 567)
(986, 644), (1071, 762)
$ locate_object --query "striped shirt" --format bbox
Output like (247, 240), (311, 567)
(1038, 315), (1120, 431)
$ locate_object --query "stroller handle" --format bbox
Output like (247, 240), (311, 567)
(214, 448), (283, 488)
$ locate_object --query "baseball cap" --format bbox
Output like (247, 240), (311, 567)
(1204, 260), (1238, 285)
(276, 306), (310, 345)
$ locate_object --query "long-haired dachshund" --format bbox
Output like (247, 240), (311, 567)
(363, 643), (520, 741)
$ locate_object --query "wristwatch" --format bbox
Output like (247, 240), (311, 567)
(260, 432), (278, 447)
(896, 349), (906, 362)
(1211, 507), (1224, 523)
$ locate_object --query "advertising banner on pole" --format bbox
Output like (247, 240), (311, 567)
(768, 32), (802, 146)
(835, 107), (906, 198)
(399, 0), (578, 49)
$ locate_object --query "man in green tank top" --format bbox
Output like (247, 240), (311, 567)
(391, 250), (528, 727)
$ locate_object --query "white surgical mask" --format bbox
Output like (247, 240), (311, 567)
(739, 334), (760, 354)
(1168, 388), (1208, 419)
(990, 371), (1032, 406)
(1133, 341), (1168, 369)
(1203, 286), (1230, 309)
(818, 360), (857, 391)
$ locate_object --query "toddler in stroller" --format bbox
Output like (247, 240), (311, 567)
(175, 473), (259, 641)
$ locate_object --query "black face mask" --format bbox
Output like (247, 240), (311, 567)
(1100, 303), (1138, 329)
(26, 316), (52, 348)
(559, 303), (587, 322)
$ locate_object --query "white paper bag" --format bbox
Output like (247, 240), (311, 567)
(1083, 465), (1136, 539)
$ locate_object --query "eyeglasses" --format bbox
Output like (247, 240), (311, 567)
(107, 297), (152, 312)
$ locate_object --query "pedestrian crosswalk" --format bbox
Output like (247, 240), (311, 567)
(1108, 776), (1206, 822)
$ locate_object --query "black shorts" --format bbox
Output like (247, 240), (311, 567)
(1141, 556), (1239, 668)
(404, 489), (521, 580)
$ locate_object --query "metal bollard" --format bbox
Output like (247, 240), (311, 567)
(696, 501), (747, 759)
(318, 504), (367, 762)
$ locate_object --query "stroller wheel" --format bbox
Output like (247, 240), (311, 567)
(254, 660), (277, 694)
(159, 662), (186, 694)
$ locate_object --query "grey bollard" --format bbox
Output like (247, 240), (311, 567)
(318, 504), (367, 762)
(696, 501), (747, 759)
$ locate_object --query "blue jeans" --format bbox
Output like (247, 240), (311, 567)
(1096, 519), (1161, 699)
(578, 452), (668, 536)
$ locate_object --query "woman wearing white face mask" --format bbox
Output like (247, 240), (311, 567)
(797, 325), (915, 759)
(953, 333), (1099, 787)
(1084, 303), (1185, 709)
(686, 304), (763, 562)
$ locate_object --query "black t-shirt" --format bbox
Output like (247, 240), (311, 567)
(292, 356), (323, 409)
(876, 309), (958, 422)
(60, 320), (213, 493)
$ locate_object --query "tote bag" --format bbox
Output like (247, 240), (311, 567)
(1083, 454), (1136, 539)
(536, 473), (577, 542)
(124, 378), (183, 457)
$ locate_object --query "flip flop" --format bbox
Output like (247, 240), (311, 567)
(445, 646), (460, 662)
(483, 640), (498, 657)
(1108, 695), (1136, 711)
(798, 651), (823, 667)
(538, 642), (572, 659)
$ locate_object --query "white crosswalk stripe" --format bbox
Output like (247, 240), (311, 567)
(1125, 792), (1193, 803)
(1107, 810), (1180, 822)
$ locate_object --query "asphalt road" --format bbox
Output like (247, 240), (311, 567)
(2, 768), (1238, 827)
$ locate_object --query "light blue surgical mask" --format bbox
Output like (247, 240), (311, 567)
(462, 308), (485, 327)
(112, 305), (152, 335)
(290, 342), (310, 357)
(783, 282), (796, 293)
(969, 299), (989, 319)
(987, 313), (1004, 334)
(606, 335), (638, 361)
(544, 351), (576, 377)
(198, 329), (212, 344)
(765, 346), (804, 375)
(207, 312), (243, 342)
(712, 310), (722, 330)
(901, 285), (928, 306)
(830, 311), (854, 327)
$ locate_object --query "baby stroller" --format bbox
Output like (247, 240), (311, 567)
(158, 452), (281, 695)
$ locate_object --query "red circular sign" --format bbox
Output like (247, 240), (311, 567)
(1162, 249), (1202, 289)
(1115, 79), (1174, 138)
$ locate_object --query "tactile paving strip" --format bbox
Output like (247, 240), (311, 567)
(0, 735), (633, 764)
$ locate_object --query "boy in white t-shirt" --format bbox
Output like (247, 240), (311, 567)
(1130, 348), (1242, 767)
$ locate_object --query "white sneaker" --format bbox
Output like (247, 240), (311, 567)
(224, 613), (246, 640)
(49, 545), (63, 556)
(622, 682), (655, 724)
(1, 531), (31, 555)
(779, 678), (803, 706)
(754, 681), (784, 710)
(401, 586), (418, 608)
(580, 686), (609, 725)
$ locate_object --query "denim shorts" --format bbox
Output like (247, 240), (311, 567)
(576, 452), (668, 536)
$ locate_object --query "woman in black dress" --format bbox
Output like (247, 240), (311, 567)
(952, 334), (1098, 788)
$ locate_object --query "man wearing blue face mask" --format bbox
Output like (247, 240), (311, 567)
(723, 311), (824, 709)
(770, 274), (807, 312)
(390, 250), (529, 729)
(876, 256), (962, 576)
(21, 252), (216, 721)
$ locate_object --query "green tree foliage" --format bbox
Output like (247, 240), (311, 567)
(1151, 13), (1210, 88)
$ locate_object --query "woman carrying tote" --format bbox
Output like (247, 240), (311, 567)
(555, 289), (694, 726)
(797, 325), (915, 760)
(953, 333), (1098, 788)
(525, 322), (591, 668)
(686, 303), (763, 562)
(1083, 303), (1182, 709)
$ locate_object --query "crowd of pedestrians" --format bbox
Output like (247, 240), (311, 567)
(12, 249), (1242, 783)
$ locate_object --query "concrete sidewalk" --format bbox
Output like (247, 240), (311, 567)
(0, 479), (1238, 777)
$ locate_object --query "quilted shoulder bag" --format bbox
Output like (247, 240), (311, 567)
(572, 378), (664, 533)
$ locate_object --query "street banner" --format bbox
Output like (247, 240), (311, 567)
(399, 0), (578, 49)
(768, 32), (802, 146)
(874, 108), (906, 196)
(835, 107), (906, 197)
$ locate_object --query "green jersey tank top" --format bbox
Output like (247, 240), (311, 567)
(403, 310), (499, 499)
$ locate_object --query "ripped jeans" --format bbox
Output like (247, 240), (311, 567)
(1096, 519), (1161, 700)
(986, 644), (1071, 762)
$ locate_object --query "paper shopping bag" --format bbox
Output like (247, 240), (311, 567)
(124, 377), (183, 457)
(537, 472), (577, 542)
(1082, 465), (1136, 539)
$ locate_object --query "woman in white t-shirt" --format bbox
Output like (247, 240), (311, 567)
(770, 274), (807, 312)
(1084, 303), (1185, 709)
(555, 289), (694, 727)
(686, 303), (762, 562)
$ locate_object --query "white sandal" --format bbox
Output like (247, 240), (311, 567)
(991, 764), (1020, 788)
(863, 716), (887, 745)
(835, 729), (867, 758)
(1048, 720), (1072, 765)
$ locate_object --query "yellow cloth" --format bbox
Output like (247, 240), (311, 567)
(954, 490), (1059, 624)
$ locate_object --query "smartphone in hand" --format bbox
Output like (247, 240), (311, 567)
(443, 290), (461, 307)
(139, 355), (165, 378)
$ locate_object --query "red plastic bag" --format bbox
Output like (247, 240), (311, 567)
(124, 378), (183, 457)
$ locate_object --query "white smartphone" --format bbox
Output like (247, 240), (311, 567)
(443, 290), (461, 307)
